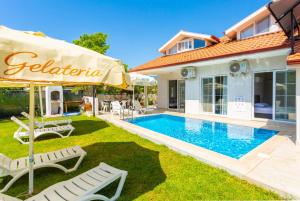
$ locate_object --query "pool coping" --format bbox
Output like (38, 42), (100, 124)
(97, 112), (295, 198)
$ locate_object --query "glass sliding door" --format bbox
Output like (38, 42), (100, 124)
(254, 72), (273, 119)
(275, 70), (296, 121)
(215, 76), (228, 115)
(202, 78), (213, 112)
(178, 80), (185, 111)
(169, 80), (178, 109)
(202, 76), (227, 115)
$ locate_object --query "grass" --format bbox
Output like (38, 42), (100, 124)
(0, 115), (282, 200)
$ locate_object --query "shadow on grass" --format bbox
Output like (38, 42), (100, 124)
(70, 119), (110, 136)
(3, 142), (166, 201)
(82, 142), (167, 200)
(28, 119), (110, 142)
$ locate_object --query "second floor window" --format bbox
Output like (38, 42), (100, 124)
(240, 15), (272, 39)
(240, 25), (254, 39)
(256, 16), (270, 34)
(178, 40), (193, 52)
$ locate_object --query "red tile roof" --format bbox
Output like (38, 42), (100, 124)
(287, 40), (300, 65)
(130, 31), (290, 72)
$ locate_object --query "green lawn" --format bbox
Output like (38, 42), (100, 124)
(0, 115), (281, 200)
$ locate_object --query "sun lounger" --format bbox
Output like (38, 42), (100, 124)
(0, 146), (86, 193)
(133, 100), (151, 114)
(11, 116), (75, 144)
(0, 162), (127, 201)
(21, 112), (72, 128)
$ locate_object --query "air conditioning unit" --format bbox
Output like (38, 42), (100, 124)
(229, 60), (249, 76)
(181, 67), (196, 79)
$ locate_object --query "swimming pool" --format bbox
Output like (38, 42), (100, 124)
(127, 114), (279, 159)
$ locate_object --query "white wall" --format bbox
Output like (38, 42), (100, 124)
(185, 77), (200, 114)
(157, 72), (181, 109)
(156, 55), (288, 120)
(196, 55), (287, 119)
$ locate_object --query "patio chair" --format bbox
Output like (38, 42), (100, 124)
(0, 146), (87, 193)
(11, 116), (75, 144)
(0, 162), (127, 201)
(111, 101), (131, 118)
(21, 112), (72, 128)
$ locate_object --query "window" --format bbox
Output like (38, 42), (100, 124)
(240, 25), (254, 39)
(239, 15), (272, 39)
(214, 76), (227, 115)
(275, 70), (296, 121)
(201, 76), (227, 115)
(177, 39), (193, 52)
(256, 16), (270, 34)
(168, 45), (177, 55)
(194, 39), (206, 49)
(202, 78), (213, 113)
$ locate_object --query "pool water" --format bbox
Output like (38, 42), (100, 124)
(127, 114), (279, 159)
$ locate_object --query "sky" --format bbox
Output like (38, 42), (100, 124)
(0, 0), (270, 69)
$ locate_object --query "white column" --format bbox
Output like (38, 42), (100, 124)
(296, 69), (300, 145)
(144, 85), (148, 108)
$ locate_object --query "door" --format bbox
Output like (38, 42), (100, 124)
(178, 80), (185, 111)
(253, 72), (273, 119)
(202, 77), (213, 113)
(201, 76), (227, 115)
(214, 76), (227, 115)
(275, 70), (296, 121)
(169, 80), (178, 109)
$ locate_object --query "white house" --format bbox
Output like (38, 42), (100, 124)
(130, 5), (300, 143)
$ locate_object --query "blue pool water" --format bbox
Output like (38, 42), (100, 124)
(128, 114), (279, 159)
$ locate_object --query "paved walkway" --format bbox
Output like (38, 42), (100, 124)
(97, 110), (299, 199)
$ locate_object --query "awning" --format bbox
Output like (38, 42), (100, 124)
(267, 0), (300, 38)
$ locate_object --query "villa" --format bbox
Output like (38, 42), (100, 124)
(2, 1), (300, 200)
(130, 5), (300, 144)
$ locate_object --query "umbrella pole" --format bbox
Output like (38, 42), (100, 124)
(38, 86), (44, 126)
(144, 85), (148, 109)
(28, 82), (35, 195)
(93, 85), (96, 117)
(132, 85), (135, 107)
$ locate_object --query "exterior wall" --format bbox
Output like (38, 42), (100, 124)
(296, 68), (300, 144)
(157, 72), (181, 109)
(186, 55), (287, 120)
(155, 55), (289, 121)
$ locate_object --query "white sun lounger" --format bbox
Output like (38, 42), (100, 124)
(133, 100), (152, 114)
(0, 163), (127, 201)
(21, 112), (72, 128)
(11, 116), (75, 144)
(0, 146), (87, 193)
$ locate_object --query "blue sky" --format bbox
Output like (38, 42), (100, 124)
(0, 0), (269, 69)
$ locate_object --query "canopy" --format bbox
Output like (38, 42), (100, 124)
(0, 25), (128, 195)
(0, 26), (129, 88)
(128, 72), (156, 109)
(267, 0), (300, 38)
(129, 72), (157, 86)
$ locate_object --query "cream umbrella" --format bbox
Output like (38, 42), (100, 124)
(0, 26), (129, 194)
(129, 72), (156, 108)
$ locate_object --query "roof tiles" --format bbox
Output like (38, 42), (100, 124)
(130, 31), (289, 72)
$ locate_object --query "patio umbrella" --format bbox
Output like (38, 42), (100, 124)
(129, 72), (156, 108)
(0, 25), (129, 194)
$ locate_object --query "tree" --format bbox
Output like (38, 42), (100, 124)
(73, 33), (109, 54)
(71, 33), (129, 95)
